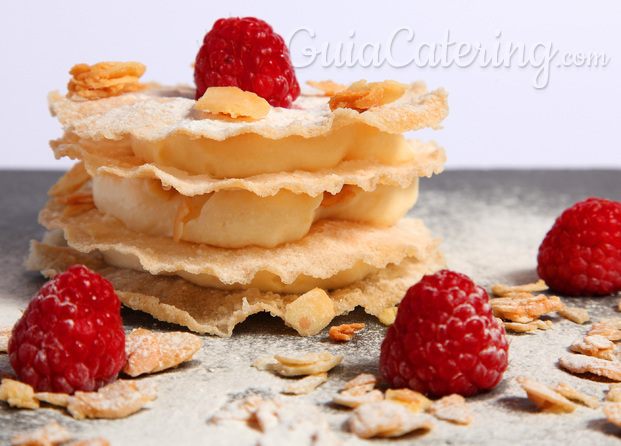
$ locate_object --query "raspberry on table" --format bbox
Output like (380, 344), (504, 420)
(379, 270), (509, 397)
(194, 17), (300, 108)
(537, 197), (621, 296)
(8, 265), (126, 394)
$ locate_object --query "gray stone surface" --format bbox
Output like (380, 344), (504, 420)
(1, 169), (621, 445)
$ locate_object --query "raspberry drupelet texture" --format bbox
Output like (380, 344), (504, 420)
(379, 270), (509, 397)
(537, 197), (621, 296)
(8, 265), (126, 394)
(194, 17), (300, 108)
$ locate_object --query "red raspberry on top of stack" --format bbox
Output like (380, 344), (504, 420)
(380, 270), (509, 397)
(8, 265), (126, 394)
(194, 16), (300, 108)
(537, 197), (621, 296)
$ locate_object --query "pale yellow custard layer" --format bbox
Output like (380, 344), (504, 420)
(92, 174), (419, 249)
(131, 123), (415, 178)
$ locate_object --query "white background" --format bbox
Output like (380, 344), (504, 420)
(2, 0), (620, 170)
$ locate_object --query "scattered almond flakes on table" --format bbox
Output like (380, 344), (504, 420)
(558, 306), (590, 324)
(490, 280), (549, 297)
(123, 328), (202, 377)
(272, 351), (343, 377)
(558, 354), (621, 381)
(603, 402), (621, 428)
(570, 335), (616, 360)
(428, 394), (473, 425)
(385, 388), (431, 413)
(491, 294), (564, 324)
(347, 400), (435, 439)
(329, 323), (365, 342)
(10, 422), (71, 446)
(209, 395), (342, 445)
(607, 384), (621, 403)
(588, 322), (621, 341)
(282, 373), (328, 395)
(0, 327), (11, 353)
(516, 377), (578, 413)
(333, 388), (384, 409)
(67, 380), (157, 420)
(503, 320), (553, 333)
(0, 378), (39, 409)
(553, 382), (599, 409)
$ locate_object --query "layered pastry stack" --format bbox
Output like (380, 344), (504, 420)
(28, 68), (449, 336)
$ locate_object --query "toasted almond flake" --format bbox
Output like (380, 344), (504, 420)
(603, 402), (621, 428)
(195, 87), (270, 120)
(34, 391), (71, 407)
(553, 382), (599, 409)
(377, 307), (398, 326)
(211, 395), (341, 443)
(10, 422), (72, 446)
(516, 376), (577, 413)
(558, 354), (621, 381)
(276, 355), (343, 377)
(385, 388), (431, 413)
(532, 319), (554, 330)
(570, 335), (616, 360)
(67, 380), (156, 420)
(122, 328), (202, 377)
(0, 378), (39, 409)
(209, 395), (264, 424)
(329, 323), (365, 341)
(343, 373), (381, 391)
(67, 61), (146, 100)
(306, 80), (346, 96)
(329, 84), (381, 113)
(428, 394), (473, 425)
(0, 326), (10, 353)
(252, 356), (279, 372)
(606, 384), (621, 402)
(274, 351), (334, 366)
(503, 321), (537, 333)
(490, 280), (548, 297)
(601, 318), (621, 329)
(65, 438), (110, 446)
(558, 306), (590, 324)
(347, 400), (434, 438)
(588, 322), (621, 341)
(491, 294), (564, 323)
(333, 389), (384, 408)
(282, 373), (328, 395)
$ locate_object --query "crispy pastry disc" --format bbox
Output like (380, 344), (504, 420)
(48, 82), (448, 142)
(51, 138), (445, 197)
(39, 197), (439, 286)
(27, 237), (444, 337)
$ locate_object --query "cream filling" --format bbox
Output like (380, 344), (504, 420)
(131, 123), (415, 178)
(101, 249), (381, 294)
(91, 175), (419, 249)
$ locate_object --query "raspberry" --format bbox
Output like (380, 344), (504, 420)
(537, 198), (621, 296)
(194, 17), (300, 108)
(379, 270), (509, 397)
(8, 265), (126, 394)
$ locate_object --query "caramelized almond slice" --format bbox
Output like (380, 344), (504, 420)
(195, 86), (270, 119)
